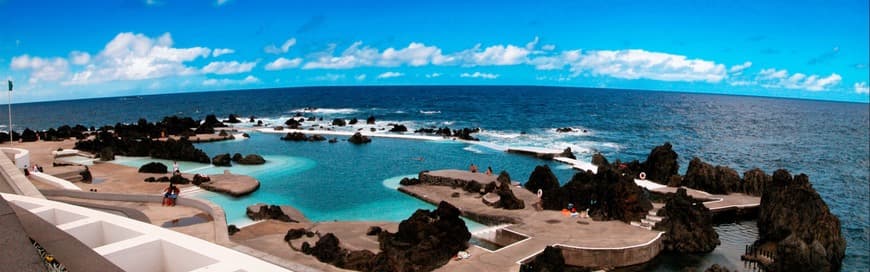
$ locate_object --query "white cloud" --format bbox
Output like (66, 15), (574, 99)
(569, 49), (728, 83)
(10, 55), (69, 83)
(525, 36), (539, 50)
(541, 44), (556, 51)
(202, 75), (259, 86)
(303, 42), (449, 69)
(529, 50), (582, 70)
(854, 82), (869, 94)
(212, 48), (235, 57)
(728, 61), (752, 74)
(756, 68), (841, 91)
(264, 38), (297, 54)
(216, 0), (231, 6)
(312, 73), (345, 81)
(355, 74), (366, 80)
(69, 51), (91, 65)
(66, 32), (211, 85)
(425, 73), (441, 78)
(201, 61), (256, 75)
(264, 57), (302, 71)
(465, 44), (530, 66)
(460, 72), (499, 79)
(376, 71), (404, 79)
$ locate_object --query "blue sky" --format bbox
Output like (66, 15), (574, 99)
(1, 0), (868, 103)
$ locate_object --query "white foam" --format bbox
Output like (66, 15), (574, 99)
(289, 108), (359, 115)
(419, 110), (441, 115)
(463, 146), (485, 154)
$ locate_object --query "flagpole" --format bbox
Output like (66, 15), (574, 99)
(7, 80), (12, 145)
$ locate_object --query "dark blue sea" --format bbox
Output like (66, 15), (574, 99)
(8, 86), (868, 270)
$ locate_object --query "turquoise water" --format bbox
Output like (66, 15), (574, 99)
(114, 132), (563, 230)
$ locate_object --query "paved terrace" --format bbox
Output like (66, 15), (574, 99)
(399, 169), (664, 271)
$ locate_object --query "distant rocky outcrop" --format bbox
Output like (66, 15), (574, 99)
(138, 162), (168, 174)
(212, 153), (232, 166)
(560, 147), (576, 159)
(300, 201), (470, 272)
(203, 114), (226, 128)
(21, 128), (38, 142)
(655, 188), (720, 253)
(555, 127), (574, 133)
(366, 115), (376, 124)
(452, 127), (480, 141)
(524, 165), (561, 193)
(225, 114), (242, 123)
(284, 119), (302, 129)
(332, 118), (347, 127)
(349, 118), (358, 125)
(389, 124), (408, 132)
(76, 133), (210, 163)
(755, 170), (845, 271)
(347, 132), (371, 144)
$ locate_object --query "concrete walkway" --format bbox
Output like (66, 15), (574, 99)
(401, 170), (664, 270)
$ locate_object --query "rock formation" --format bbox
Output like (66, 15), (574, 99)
(389, 124), (408, 132)
(300, 201), (470, 272)
(680, 157), (741, 194)
(741, 168), (770, 196)
(236, 154), (266, 165)
(332, 118), (347, 127)
(492, 171), (524, 210)
(524, 165), (561, 193)
(560, 147), (577, 159)
(246, 204), (300, 223)
(540, 163), (653, 222)
(641, 142), (679, 184)
(284, 119), (302, 129)
(138, 162), (168, 173)
(212, 153), (231, 166)
(755, 169), (845, 271)
(347, 132), (371, 144)
(349, 118), (358, 125)
(366, 115), (376, 124)
(21, 128), (38, 142)
(655, 188), (720, 253)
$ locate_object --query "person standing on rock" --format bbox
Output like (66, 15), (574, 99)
(469, 163), (478, 173)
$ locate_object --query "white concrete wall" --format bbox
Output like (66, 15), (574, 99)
(29, 172), (82, 191)
(3, 193), (290, 272)
(1, 147), (30, 169)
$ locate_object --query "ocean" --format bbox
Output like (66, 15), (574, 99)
(8, 86), (868, 270)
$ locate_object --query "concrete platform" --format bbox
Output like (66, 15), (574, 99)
(401, 169), (664, 270)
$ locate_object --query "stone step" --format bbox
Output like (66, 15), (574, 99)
(641, 218), (658, 226)
(648, 210), (660, 216)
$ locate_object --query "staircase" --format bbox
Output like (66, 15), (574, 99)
(630, 207), (664, 230)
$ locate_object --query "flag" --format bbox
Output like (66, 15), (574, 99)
(7, 80), (11, 91)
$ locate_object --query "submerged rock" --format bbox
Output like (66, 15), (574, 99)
(347, 132), (371, 144)
(756, 169), (845, 271)
(655, 188), (720, 253)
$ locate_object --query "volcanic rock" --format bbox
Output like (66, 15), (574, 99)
(347, 132), (371, 144)
(228, 225), (240, 236)
(237, 154), (266, 165)
(525, 165), (561, 193)
(212, 153), (232, 166)
(138, 162), (168, 173)
(540, 164), (652, 222)
(332, 118), (347, 127)
(655, 188), (720, 253)
(284, 118), (302, 129)
(756, 169), (845, 271)
(389, 124), (408, 132)
(246, 204), (299, 223)
(741, 168), (770, 196)
(642, 142), (679, 184)
(366, 115), (376, 124)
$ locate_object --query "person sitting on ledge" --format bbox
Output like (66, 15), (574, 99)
(469, 163), (478, 173)
(163, 183), (180, 206)
(485, 166), (493, 176)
